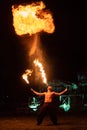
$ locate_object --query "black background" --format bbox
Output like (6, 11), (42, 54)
(0, 0), (86, 100)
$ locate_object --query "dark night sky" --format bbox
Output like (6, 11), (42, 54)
(0, 0), (87, 98)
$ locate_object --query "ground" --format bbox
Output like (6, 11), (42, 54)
(0, 111), (87, 130)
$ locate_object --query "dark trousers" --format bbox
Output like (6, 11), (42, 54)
(37, 103), (58, 124)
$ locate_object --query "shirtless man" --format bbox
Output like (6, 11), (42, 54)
(31, 86), (67, 125)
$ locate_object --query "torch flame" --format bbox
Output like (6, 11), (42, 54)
(22, 69), (33, 84)
(34, 59), (47, 84)
(12, 1), (55, 35)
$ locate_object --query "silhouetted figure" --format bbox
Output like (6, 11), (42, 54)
(31, 86), (67, 125)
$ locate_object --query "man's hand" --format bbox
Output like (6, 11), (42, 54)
(30, 88), (33, 91)
(65, 88), (68, 92)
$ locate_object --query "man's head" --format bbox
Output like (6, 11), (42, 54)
(47, 86), (52, 92)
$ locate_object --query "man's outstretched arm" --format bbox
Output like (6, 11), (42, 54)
(30, 88), (45, 96)
(55, 88), (67, 96)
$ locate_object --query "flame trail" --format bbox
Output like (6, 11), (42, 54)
(34, 59), (47, 84)
(22, 69), (33, 84)
(29, 34), (38, 56)
(12, 1), (55, 36)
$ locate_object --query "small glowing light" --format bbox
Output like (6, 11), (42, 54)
(28, 97), (40, 111)
(59, 103), (70, 112)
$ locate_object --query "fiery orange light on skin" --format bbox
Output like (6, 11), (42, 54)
(12, 1), (55, 36)
(34, 59), (47, 84)
(22, 69), (33, 84)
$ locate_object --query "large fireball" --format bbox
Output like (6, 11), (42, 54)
(12, 1), (55, 35)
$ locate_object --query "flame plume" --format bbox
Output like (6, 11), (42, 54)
(22, 59), (47, 84)
(12, 1), (55, 35)
(34, 59), (47, 84)
(12, 1), (55, 85)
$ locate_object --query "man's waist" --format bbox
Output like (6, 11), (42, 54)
(44, 102), (52, 104)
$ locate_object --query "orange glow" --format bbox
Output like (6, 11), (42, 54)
(34, 59), (47, 84)
(22, 69), (33, 84)
(12, 1), (55, 35)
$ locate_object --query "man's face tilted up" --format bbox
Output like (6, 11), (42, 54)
(47, 86), (52, 92)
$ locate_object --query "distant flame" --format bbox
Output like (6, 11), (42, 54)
(12, 1), (55, 35)
(22, 69), (33, 84)
(34, 59), (47, 84)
